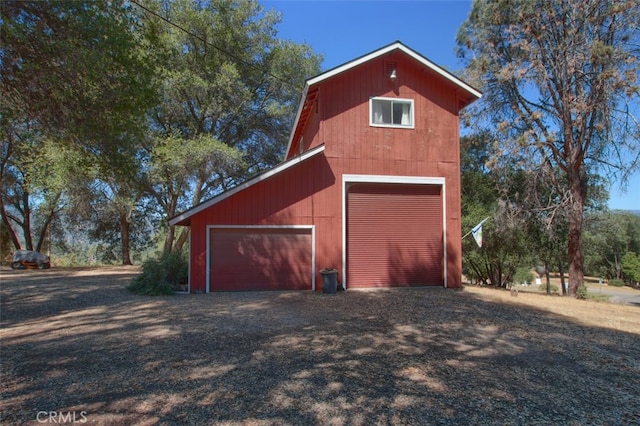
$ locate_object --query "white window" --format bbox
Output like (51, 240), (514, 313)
(370, 97), (414, 128)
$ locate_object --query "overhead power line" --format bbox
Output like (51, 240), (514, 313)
(129, 0), (295, 88)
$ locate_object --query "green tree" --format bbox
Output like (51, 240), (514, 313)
(1, 1), (155, 154)
(0, 132), (70, 252)
(136, 0), (322, 252)
(143, 134), (246, 252)
(527, 205), (569, 295)
(464, 206), (535, 288)
(1, 1), (156, 258)
(460, 131), (496, 211)
(622, 251), (640, 284)
(584, 211), (640, 279)
(457, 0), (640, 296)
(461, 132), (535, 288)
(513, 164), (606, 294)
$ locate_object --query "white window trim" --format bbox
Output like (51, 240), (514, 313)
(369, 97), (415, 129)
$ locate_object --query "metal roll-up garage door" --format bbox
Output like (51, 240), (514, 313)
(347, 183), (443, 288)
(210, 227), (313, 291)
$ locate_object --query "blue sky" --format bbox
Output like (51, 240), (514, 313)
(262, 0), (639, 211)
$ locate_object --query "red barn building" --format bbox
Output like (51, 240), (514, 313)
(169, 41), (481, 293)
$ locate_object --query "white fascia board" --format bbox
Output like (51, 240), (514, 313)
(392, 44), (482, 100)
(343, 174), (445, 185)
(205, 226), (210, 293)
(308, 42), (482, 99)
(284, 83), (310, 158)
(208, 225), (315, 230)
(169, 144), (325, 226)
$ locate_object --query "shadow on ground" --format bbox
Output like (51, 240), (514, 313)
(1, 268), (638, 425)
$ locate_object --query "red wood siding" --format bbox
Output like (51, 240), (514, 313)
(187, 153), (342, 293)
(186, 48), (464, 292)
(308, 53), (460, 164)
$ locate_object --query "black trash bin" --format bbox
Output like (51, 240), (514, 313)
(320, 268), (338, 294)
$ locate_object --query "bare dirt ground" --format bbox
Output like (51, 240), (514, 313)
(1, 267), (639, 425)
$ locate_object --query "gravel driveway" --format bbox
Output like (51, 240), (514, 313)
(1, 267), (639, 425)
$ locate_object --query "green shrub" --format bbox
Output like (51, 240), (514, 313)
(576, 284), (588, 299)
(513, 267), (535, 285)
(621, 252), (640, 283)
(608, 279), (624, 287)
(540, 283), (559, 293)
(127, 251), (188, 296)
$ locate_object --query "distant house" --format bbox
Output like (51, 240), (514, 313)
(169, 41), (481, 293)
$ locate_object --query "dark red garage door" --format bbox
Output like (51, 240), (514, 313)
(347, 183), (443, 288)
(210, 227), (313, 291)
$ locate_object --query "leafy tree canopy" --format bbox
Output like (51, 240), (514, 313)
(457, 0), (640, 295)
(622, 251), (640, 284)
(135, 0), (323, 252)
(1, 0), (157, 164)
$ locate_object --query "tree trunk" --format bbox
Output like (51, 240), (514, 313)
(120, 211), (132, 265)
(468, 259), (486, 285)
(21, 191), (34, 250)
(35, 220), (50, 254)
(164, 222), (175, 254)
(174, 227), (189, 253)
(544, 262), (549, 287)
(558, 258), (566, 296)
(0, 198), (22, 250)
(566, 167), (587, 296)
(544, 260), (552, 295)
(0, 140), (21, 251)
(163, 193), (181, 254)
(35, 192), (61, 253)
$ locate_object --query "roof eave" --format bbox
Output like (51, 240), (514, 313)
(169, 144), (326, 227)
(284, 83), (310, 159)
(283, 41), (482, 160)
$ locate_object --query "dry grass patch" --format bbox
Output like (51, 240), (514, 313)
(463, 285), (640, 334)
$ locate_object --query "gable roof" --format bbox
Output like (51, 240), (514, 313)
(169, 42), (481, 227)
(168, 144), (325, 226)
(284, 40), (482, 159)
